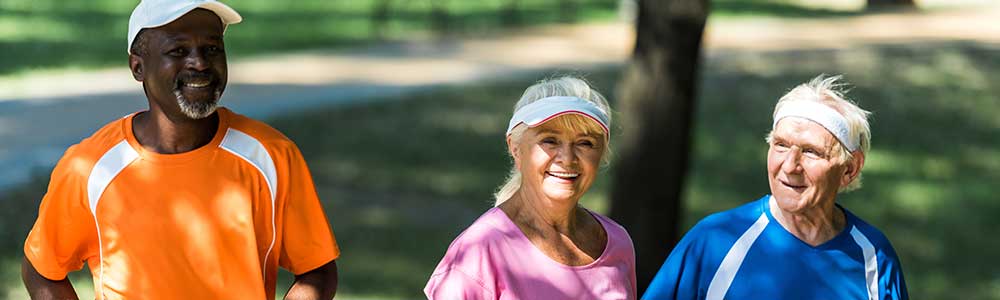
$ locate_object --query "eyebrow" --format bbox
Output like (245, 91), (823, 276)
(536, 129), (561, 135)
(163, 34), (224, 43)
(537, 128), (602, 139)
(772, 135), (830, 151)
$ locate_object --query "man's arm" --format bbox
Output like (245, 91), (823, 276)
(21, 256), (79, 300)
(284, 260), (338, 300)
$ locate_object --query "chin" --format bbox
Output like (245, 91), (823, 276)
(175, 91), (221, 119)
(773, 193), (813, 213)
(542, 189), (579, 203)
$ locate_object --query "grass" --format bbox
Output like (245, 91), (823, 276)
(710, 0), (864, 19)
(3, 40), (996, 299)
(0, 0), (620, 77)
(0, 0), (955, 78)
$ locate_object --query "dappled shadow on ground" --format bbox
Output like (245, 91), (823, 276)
(0, 42), (996, 298)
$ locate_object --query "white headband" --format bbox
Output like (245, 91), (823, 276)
(773, 101), (859, 151)
(506, 96), (610, 137)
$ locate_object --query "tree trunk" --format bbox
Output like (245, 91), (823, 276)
(609, 0), (708, 295)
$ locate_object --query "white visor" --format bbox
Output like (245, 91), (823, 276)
(773, 101), (859, 151)
(506, 96), (610, 137)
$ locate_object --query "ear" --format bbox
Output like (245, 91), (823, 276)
(840, 150), (865, 187)
(506, 135), (521, 169)
(129, 54), (144, 82)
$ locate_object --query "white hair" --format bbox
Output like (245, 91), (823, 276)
(493, 76), (612, 206)
(766, 74), (872, 192)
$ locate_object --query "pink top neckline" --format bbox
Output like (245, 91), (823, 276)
(488, 207), (613, 270)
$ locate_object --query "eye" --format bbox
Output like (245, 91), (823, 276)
(541, 137), (558, 145)
(773, 141), (789, 151)
(166, 48), (187, 57)
(577, 139), (596, 148)
(803, 148), (824, 158)
(206, 45), (224, 54)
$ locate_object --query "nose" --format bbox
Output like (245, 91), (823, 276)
(781, 146), (804, 174)
(186, 49), (209, 71)
(554, 143), (578, 165)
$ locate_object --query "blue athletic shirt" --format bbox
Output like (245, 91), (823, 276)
(642, 195), (908, 300)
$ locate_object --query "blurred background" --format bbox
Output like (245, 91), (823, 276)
(1, 0), (998, 299)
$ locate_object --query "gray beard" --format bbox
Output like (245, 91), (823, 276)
(174, 89), (221, 119)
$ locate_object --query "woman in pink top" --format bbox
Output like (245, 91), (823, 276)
(425, 77), (637, 299)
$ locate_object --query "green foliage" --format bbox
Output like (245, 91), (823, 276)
(0, 0), (619, 76)
(687, 42), (1000, 299)
(710, 0), (863, 18)
(2, 42), (998, 298)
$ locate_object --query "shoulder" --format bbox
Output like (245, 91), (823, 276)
(427, 209), (512, 295)
(442, 208), (513, 256)
(54, 116), (131, 179)
(845, 208), (902, 261)
(432, 209), (513, 272)
(221, 108), (297, 152)
(686, 196), (770, 241)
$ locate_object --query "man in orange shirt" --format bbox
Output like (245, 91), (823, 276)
(21, 1), (340, 299)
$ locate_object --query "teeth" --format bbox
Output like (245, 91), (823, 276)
(547, 171), (579, 178)
(184, 79), (211, 88)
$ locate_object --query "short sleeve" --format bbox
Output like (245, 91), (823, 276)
(425, 268), (494, 300)
(642, 224), (710, 300)
(276, 143), (339, 275)
(879, 243), (909, 300)
(23, 146), (99, 280)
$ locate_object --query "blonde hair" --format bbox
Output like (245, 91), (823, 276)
(493, 76), (612, 205)
(766, 75), (872, 192)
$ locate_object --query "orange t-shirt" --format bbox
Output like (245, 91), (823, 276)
(24, 108), (339, 300)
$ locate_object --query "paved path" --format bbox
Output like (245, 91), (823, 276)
(1, 3), (998, 191)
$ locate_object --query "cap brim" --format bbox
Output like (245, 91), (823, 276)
(505, 96), (611, 138)
(197, 2), (243, 25)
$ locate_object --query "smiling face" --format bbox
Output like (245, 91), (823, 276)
(510, 115), (606, 205)
(129, 9), (227, 120)
(767, 117), (854, 214)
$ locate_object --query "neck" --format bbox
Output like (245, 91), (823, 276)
(500, 189), (581, 234)
(769, 196), (845, 247)
(133, 108), (219, 154)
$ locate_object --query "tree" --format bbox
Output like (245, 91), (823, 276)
(609, 0), (709, 295)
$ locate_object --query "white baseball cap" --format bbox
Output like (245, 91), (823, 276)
(127, 0), (243, 54)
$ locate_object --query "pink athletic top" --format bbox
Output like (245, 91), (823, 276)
(424, 207), (637, 300)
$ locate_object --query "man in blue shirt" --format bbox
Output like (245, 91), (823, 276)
(642, 75), (908, 300)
